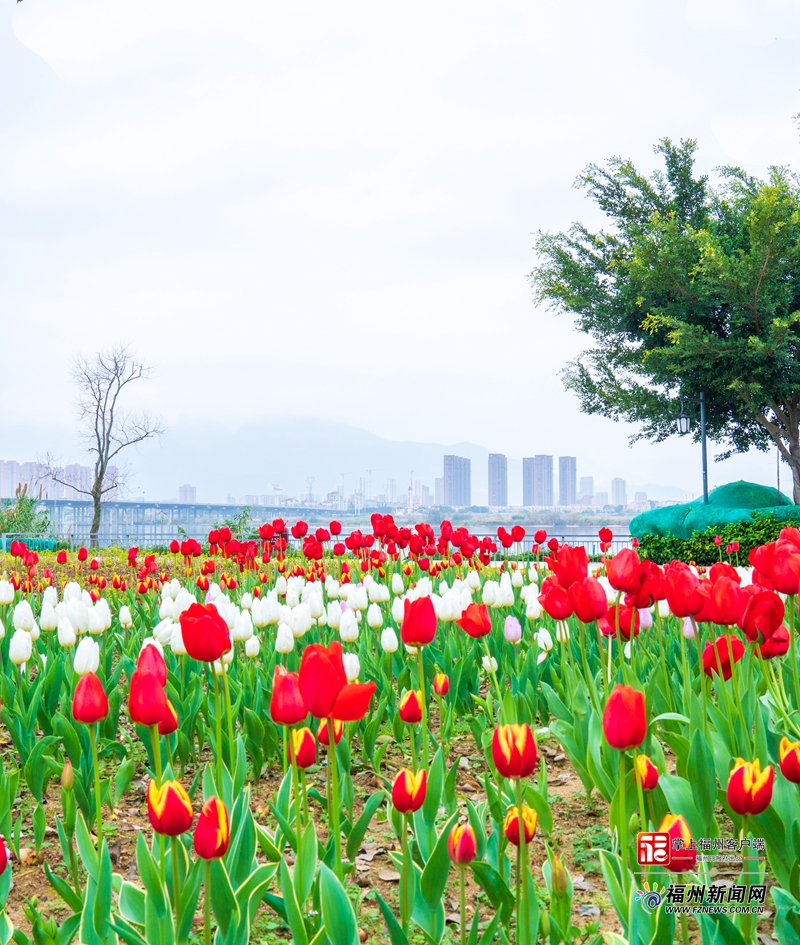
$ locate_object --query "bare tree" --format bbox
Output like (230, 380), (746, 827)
(48, 344), (164, 545)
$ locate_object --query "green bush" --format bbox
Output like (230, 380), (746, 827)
(638, 511), (800, 565)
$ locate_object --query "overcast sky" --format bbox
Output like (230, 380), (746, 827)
(2, 0), (800, 500)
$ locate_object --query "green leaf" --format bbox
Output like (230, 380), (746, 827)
(422, 748), (444, 830)
(114, 759), (137, 808)
(418, 812), (458, 912)
(318, 863), (359, 945)
(373, 891), (409, 945)
(470, 862), (514, 926)
(210, 856), (240, 939)
(280, 858), (308, 945)
(136, 832), (168, 921)
(687, 728), (717, 835)
(345, 791), (384, 864)
(44, 862), (82, 913)
(658, 773), (705, 845)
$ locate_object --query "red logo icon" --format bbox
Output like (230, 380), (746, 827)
(637, 832), (671, 866)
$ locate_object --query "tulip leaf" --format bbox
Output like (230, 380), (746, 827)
(318, 863), (360, 945)
(210, 857), (240, 940)
(658, 774), (705, 845)
(373, 890), (409, 945)
(52, 712), (83, 770)
(465, 798), (487, 861)
(687, 728), (716, 835)
(118, 880), (146, 927)
(75, 813), (99, 880)
(114, 759), (136, 809)
(279, 858), (309, 945)
(294, 820), (318, 906)
(44, 861), (83, 914)
(54, 913), (82, 945)
(268, 800), (297, 852)
(417, 812), (458, 912)
(135, 832), (167, 921)
(109, 917), (149, 945)
(92, 840), (114, 940)
(470, 862), (514, 926)
(524, 782), (553, 837)
(345, 790), (384, 864)
(254, 823), (282, 863)
(598, 851), (628, 934)
(422, 747), (445, 831)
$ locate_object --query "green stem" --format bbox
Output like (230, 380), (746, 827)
(221, 669), (236, 764)
(577, 620), (599, 713)
(618, 751), (628, 894)
(654, 610), (675, 712)
(327, 718), (341, 878)
(204, 859), (212, 945)
(171, 836), (180, 916)
(150, 725), (163, 785)
(290, 733), (304, 901)
(790, 596), (800, 709)
(459, 865), (467, 945)
(691, 618), (710, 739)
(211, 668), (224, 793)
(417, 648), (429, 773)
(409, 723), (417, 774)
(483, 638), (505, 722)
(89, 725), (103, 851)
(515, 778), (528, 945)
(400, 813), (411, 934)
(727, 631), (751, 756)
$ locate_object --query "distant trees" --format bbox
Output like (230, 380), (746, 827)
(530, 138), (800, 501)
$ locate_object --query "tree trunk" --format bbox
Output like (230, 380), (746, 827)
(790, 454), (800, 506)
(90, 486), (102, 547)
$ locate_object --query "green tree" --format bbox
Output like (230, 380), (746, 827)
(530, 138), (800, 500)
(0, 490), (54, 538)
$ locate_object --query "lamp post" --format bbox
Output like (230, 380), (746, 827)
(676, 392), (708, 503)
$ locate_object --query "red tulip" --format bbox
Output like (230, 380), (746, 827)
(194, 796), (229, 859)
(664, 562), (704, 617)
(401, 596), (437, 647)
(659, 814), (697, 872)
(317, 717), (343, 745)
(456, 602), (492, 638)
(179, 603), (231, 663)
(625, 560), (665, 609)
(137, 644), (167, 687)
(569, 577), (608, 623)
(779, 737), (800, 783)
(56, 550), (67, 565)
(702, 635), (744, 681)
(270, 666), (307, 726)
(169, 539), (180, 554)
(158, 700), (179, 736)
(756, 625), (790, 658)
(492, 724), (538, 778)
(635, 754), (659, 791)
(602, 685), (646, 750)
(606, 548), (641, 594)
(710, 576), (744, 626)
(598, 604), (640, 640)
(129, 670), (167, 727)
(547, 544), (587, 589)
(538, 582), (573, 620)
(739, 589), (784, 642)
(433, 673), (449, 696)
(598, 527), (613, 544)
(72, 672), (109, 725)
(398, 689), (423, 724)
(447, 824), (477, 865)
(77, 547), (88, 562)
(298, 641), (376, 720)
(503, 805), (537, 846)
(769, 543), (800, 595)
(288, 727), (317, 768)
(391, 768), (427, 813)
(727, 758), (774, 815)
(534, 530), (547, 544)
(147, 779), (194, 836)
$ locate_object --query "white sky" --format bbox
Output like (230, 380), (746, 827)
(2, 0), (800, 499)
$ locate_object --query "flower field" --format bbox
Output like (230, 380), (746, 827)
(0, 516), (798, 945)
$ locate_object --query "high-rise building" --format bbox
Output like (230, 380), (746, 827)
(611, 478), (627, 507)
(178, 484), (197, 504)
(434, 477), (444, 505)
(559, 456), (577, 506)
(387, 478), (397, 504)
(488, 453), (508, 507)
(523, 455), (554, 506)
(443, 455), (471, 507)
(578, 476), (594, 504)
(634, 491), (648, 506)
(595, 491), (609, 508)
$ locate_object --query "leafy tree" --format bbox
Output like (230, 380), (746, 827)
(0, 490), (54, 538)
(530, 139), (800, 500)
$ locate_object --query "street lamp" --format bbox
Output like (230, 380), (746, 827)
(675, 391), (709, 503)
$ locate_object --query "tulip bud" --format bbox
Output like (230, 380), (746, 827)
(342, 652), (360, 682)
(289, 727), (317, 768)
(539, 912), (551, 937)
(381, 626), (398, 653)
(602, 685), (647, 751)
(72, 671), (109, 724)
(391, 768), (427, 814)
(73, 636), (100, 676)
(503, 805), (537, 846)
(339, 609), (359, 643)
(726, 758), (774, 815)
(119, 605), (133, 629)
(482, 655), (498, 673)
(628, 812), (640, 836)
(551, 855), (569, 896)
(245, 635), (261, 658)
(275, 623), (294, 654)
(779, 736), (800, 783)
(317, 717), (343, 745)
(147, 779), (194, 836)
(61, 759), (74, 791)
(433, 672), (449, 696)
(492, 724), (538, 779)
(398, 689), (423, 724)
(503, 615), (522, 644)
(9, 629), (32, 666)
(634, 754), (659, 791)
(193, 796), (229, 859)
(447, 823), (477, 865)
(391, 573), (404, 595)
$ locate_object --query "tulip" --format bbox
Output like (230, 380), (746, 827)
(447, 823), (477, 865)
(288, 727), (317, 768)
(339, 609), (359, 643)
(381, 626), (399, 653)
(0, 580), (13, 605)
(503, 805), (537, 846)
(12, 600), (34, 632)
(433, 672), (449, 696)
(270, 666), (307, 726)
(194, 797), (229, 859)
(534, 626), (553, 662)
(727, 758), (774, 815)
(739, 589), (784, 642)
(119, 605), (133, 629)
(275, 622), (294, 654)
(398, 689), (423, 724)
(659, 814), (697, 872)
(547, 544), (588, 589)
(129, 670), (168, 727)
(367, 603), (383, 629)
(779, 737), (800, 783)
(598, 604), (640, 640)
(503, 615), (522, 644)
(342, 652), (360, 682)
(569, 577), (608, 623)
(392, 768), (427, 813)
(147, 779), (194, 835)
(137, 643), (168, 686)
(72, 672), (109, 724)
(245, 635), (261, 658)
(482, 655), (498, 673)
(159, 700), (179, 736)
(400, 596), (437, 647)
(179, 603), (231, 663)
(539, 583), (573, 620)
(39, 601), (57, 632)
(298, 641), (376, 721)
(702, 635), (745, 680)
(606, 548), (641, 594)
(492, 724), (538, 778)
(602, 685), (646, 750)
(9, 629), (32, 666)
(756, 625), (790, 658)
(634, 754), (659, 790)
(664, 563), (704, 617)
(73, 636), (100, 676)
(232, 611), (254, 643)
(769, 543), (800, 595)
(317, 717), (343, 745)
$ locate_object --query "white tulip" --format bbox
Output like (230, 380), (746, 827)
(73, 636), (100, 675)
(438, 593), (454, 623)
(498, 585), (515, 608)
(95, 599), (112, 631)
(528, 566), (538, 583)
(212, 659), (227, 675)
(240, 592), (253, 610)
(326, 577), (340, 599)
(368, 582), (384, 604)
(309, 593), (325, 620)
(351, 587), (369, 612)
(13, 600), (34, 632)
(67, 601), (89, 634)
(340, 609), (359, 643)
(174, 589), (195, 617)
(416, 577), (432, 598)
(206, 582), (222, 602)
(391, 597), (405, 624)
(638, 608), (653, 629)
(251, 598), (266, 628)
(119, 605), (133, 629)
(326, 601), (342, 629)
(29, 620), (40, 642)
(63, 582), (81, 602)
(275, 576), (288, 595)
(264, 597), (282, 625)
(154, 617), (175, 645)
(624, 641), (632, 660)
(140, 637), (164, 658)
(466, 570), (481, 590)
(170, 622), (187, 655)
(511, 570), (524, 588)
(657, 599), (671, 618)
(291, 603), (313, 638)
(525, 596), (542, 621)
(286, 588), (300, 609)
(43, 585), (58, 606)
(482, 655), (498, 674)
(482, 582), (498, 607)
(81, 590), (94, 608)
(555, 621), (570, 643)
(391, 573), (404, 595)
(88, 608), (105, 635)
(343, 653), (360, 682)
(9, 629), (32, 665)
(682, 617), (696, 639)
(233, 611), (254, 643)
(40, 601), (58, 631)
(598, 576), (617, 605)
(0, 580), (13, 606)
(534, 626), (553, 663)
(367, 603), (383, 630)
(245, 635), (261, 658)
(275, 622), (294, 654)
(381, 626), (398, 653)
(58, 616), (77, 647)
(404, 642), (419, 655)
(159, 598), (175, 621)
